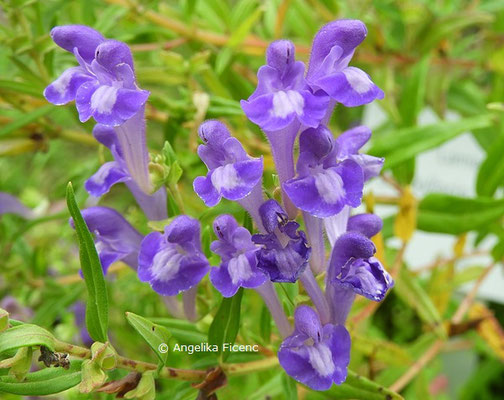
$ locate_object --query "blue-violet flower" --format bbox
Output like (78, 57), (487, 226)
(138, 215), (210, 296)
(209, 214), (267, 297)
(278, 305), (350, 390)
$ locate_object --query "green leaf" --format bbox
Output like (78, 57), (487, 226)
(259, 304), (271, 344)
(307, 370), (403, 400)
(417, 194), (504, 234)
(149, 318), (207, 344)
(0, 79), (44, 98)
(227, 6), (264, 47)
(125, 312), (171, 366)
(0, 324), (55, 354)
(66, 182), (108, 342)
(208, 288), (244, 360)
(476, 130), (504, 197)
(282, 373), (298, 400)
(0, 360), (82, 395)
(394, 268), (446, 339)
(399, 56), (430, 127)
(369, 115), (493, 169)
(0, 308), (8, 332)
(0, 105), (54, 138)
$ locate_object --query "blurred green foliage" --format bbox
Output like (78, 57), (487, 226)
(0, 0), (504, 399)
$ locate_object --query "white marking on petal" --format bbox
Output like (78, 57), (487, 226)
(52, 69), (76, 95)
(314, 169), (345, 204)
(227, 253), (253, 285)
(90, 85), (118, 114)
(91, 163), (115, 185)
(151, 245), (184, 282)
(342, 67), (372, 94)
(211, 164), (242, 192)
(307, 343), (335, 377)
(271, 90), (304, 118)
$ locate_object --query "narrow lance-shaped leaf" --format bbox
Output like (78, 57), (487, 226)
(66, 182), (108, 342)
(208, 288), (244, 360)
(417, 194), (504, 234)
(0, 324), (55, 354)
(0, 360), (83, 395)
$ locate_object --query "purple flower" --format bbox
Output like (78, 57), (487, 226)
(138, 215), (210, 296)
(251, 200), (310, 283)
(278, 305), (350, 390)
(284, 125), (364, 218)
(240, 41), (329, 132)
(44, 25), (149, 126)
(44, 25), (152, 195)
(85, 124), (167, 221)
(69, 206), (143, 273)
(193, 120), (263, 207)
(0, 192), (34, 219)
(335, 125), (384, 181)
(209, 215), (267, 297)
(328, 232), (393, 302)
(306, 20), (383, 107)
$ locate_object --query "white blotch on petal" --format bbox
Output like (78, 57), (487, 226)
(90, 85), (118, 114)
(314, 169), (345, 204)
(90, 163), (116, 185)
(151, 245), (184, 282)
(52, 71), (73, 95)
(211, 164), (242, 192)
(307, 343), (335, 377)
(271, 90), (304, 119)
(227, 253), (253, 285)
(342, 67), (372, 94)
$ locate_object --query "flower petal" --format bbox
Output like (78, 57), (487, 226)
(44, 67), (93, 105)
(85, 161), (130, 197)
(95, 40), (134, 71)
(335, 125), (371, 156)
(347, 213), (383, 238)
(315, 67), (384, 107)
(193, 174), (222, 207)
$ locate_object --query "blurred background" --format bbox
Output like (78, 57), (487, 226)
(0, 0), (503, 399)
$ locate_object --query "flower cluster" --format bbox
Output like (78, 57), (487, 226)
(40, 19), (394, 393)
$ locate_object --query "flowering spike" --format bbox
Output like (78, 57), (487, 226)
(278, 305), (350, 390)
(137, 215), (210, 296)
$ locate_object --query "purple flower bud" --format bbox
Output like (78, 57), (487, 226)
(284, 125), (364, 218)
(209, 215), (267, 297)
(69, 206), (143, 273)
(252, 200), (310, 282)
(241, 40), (328, 132)
(0, 192), (34, 219)
(278, 306), (350, 390)
(138, 216), (210, 296)
(306, 20), (384, 107)
(0, 296), (33, 321)
(335, 125), (384, 181)
(193, 120), (263, 207)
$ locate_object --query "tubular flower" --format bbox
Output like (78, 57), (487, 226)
(240, 40), (328, 131)
(69, 206), (143, 273)
(193, 120), (263, 207)
(284, 125), (364, 218)
(278, 305), (351, 390)
(44, 25), (152, 194)
(44, 25), (149, 126)
(209, 215), (267, 297)
(326, 231), (394, 324)
(252, 200), (310, 283)
(306, 20), (384, 107)
(138, 215), (210, 296)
